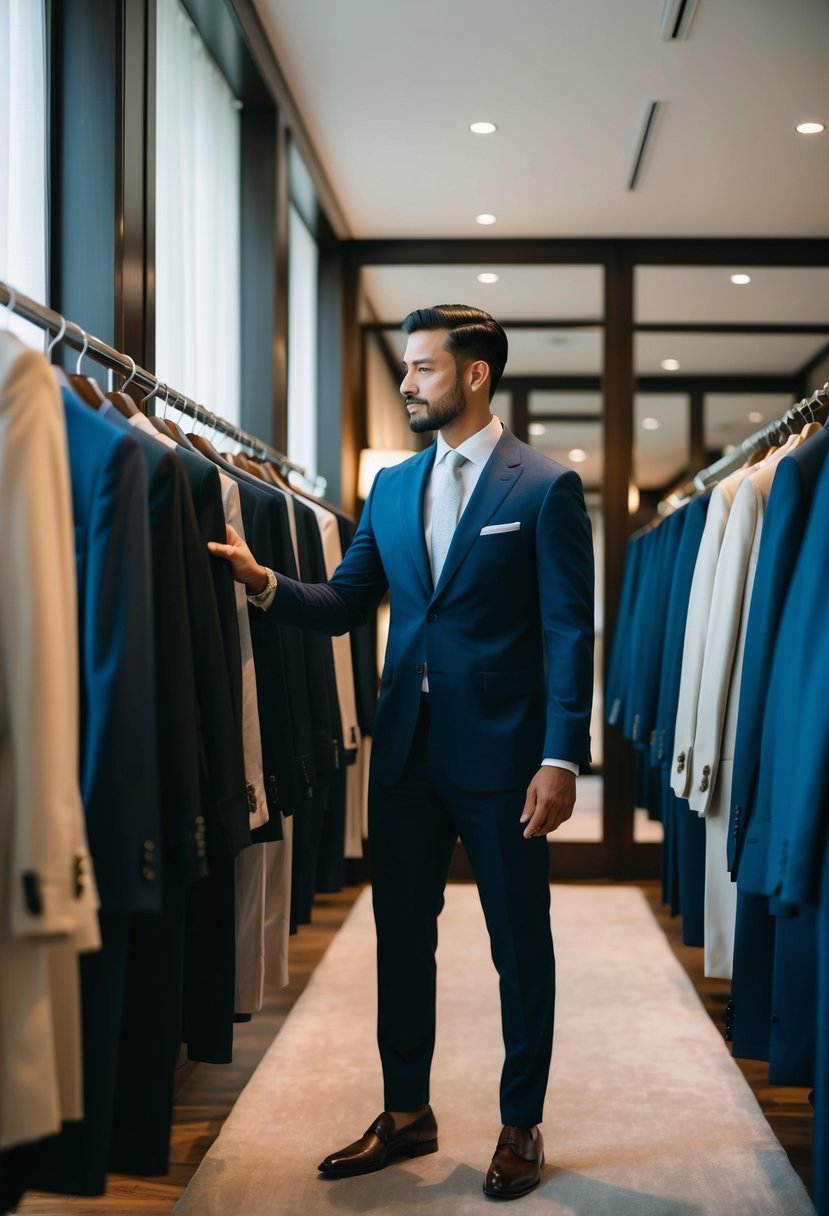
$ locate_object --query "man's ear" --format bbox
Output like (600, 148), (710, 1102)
(466, 358), (491, 396)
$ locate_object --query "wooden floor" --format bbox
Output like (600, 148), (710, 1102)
(18, 881), (814, 1213)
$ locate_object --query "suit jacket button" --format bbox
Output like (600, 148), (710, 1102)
(676, 751), (686, 774)
(427, 612), (438, 623)
(699, 764), (711, 792)
(142, 864), (156, 882)
(415, 664), (424, 675)
(23, 871), (43, 915)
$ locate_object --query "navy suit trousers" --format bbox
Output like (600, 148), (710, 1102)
(368, 698), (554, 1127)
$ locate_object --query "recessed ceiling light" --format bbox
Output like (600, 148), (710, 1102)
(470, 121), (497, 135)
(569, 448), (587, 463)
(730, 273), (751, 285)
(748, 410), (764, 423)
(661, 358), (680, 371)
(529, 423), (546, 437)
(642, 417), (660, 430)
(796, 122), (825, 135)
(475, 213), (497, 226)
(477, 272), (499, 284)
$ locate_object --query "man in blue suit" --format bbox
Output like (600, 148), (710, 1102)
(210, 305), (594, 1200)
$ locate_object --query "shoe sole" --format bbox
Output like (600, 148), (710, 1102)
(318, 1138), (439, 1178)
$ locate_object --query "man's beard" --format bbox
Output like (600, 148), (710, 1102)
(406, 376), (466, 434)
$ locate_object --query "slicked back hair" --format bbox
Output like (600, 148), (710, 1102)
(401, 305), (508, 400)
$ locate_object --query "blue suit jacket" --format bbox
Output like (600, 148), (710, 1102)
(626, 510), (687, 748)
(730, 426), (829, 884)
(749, 434), (829, 905)
(271, 427), (594, 792)
(62, 387), (160, 913)
(606, 534), (644, 729)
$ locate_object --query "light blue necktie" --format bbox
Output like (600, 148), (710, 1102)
(430, 450), (468, 583)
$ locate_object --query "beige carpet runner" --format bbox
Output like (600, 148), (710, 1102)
(174, 885), (815, 1215)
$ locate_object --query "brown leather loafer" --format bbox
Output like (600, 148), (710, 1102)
(317, 1107), (438, 1177)
(483, 1125), (545, 1200)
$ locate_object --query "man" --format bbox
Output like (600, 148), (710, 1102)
(209, 304), (594, 1200)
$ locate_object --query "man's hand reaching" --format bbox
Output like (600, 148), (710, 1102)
(208, 525), (269, 595)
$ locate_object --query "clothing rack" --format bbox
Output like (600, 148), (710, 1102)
(0, 280), (307, 477)
(692, 382), (829, 491)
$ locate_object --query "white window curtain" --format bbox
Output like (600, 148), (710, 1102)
(287, 204), (319, 477)
(0, 0), (47, 348)
(155, 0), (241, 424)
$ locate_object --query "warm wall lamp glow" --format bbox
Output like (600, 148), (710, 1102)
(730, 273), (751, 285)
(477, 272), (499, 284)
(628, 483), (641, 515)
(470, 121), (497, 134)
(796, 122), (825, 135)
(748, 411), (764, 423)
(661, 358), (680, 371)
(642, 417), (660, 430)
(475, 213), (497, 226)
(357, 448), (413, 499)
(568, 448), (587, 463)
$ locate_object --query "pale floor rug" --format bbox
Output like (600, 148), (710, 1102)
(174, 886), (815, 1215)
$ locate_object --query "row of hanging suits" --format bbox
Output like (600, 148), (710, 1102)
(607, 406), (829, 1214)
(0, 330), (377, 1211)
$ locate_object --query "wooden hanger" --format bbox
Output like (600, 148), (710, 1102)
(67, 329), (106, 408)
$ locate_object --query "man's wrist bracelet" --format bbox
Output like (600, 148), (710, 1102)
(247, 566), (276, 607)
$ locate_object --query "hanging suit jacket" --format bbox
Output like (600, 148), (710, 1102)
(671, 464), (759, 800)
(685, 453), (793, 978)
(730, 425), (829, 883)
(606, 533), (645, 729)
(651, 493), (711, 941)
(627, 510), (687, 752)
(0, 338), (100, 1154)
(759, 441), (829, 907)
(268, 427), (594, 790)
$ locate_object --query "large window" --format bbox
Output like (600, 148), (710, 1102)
(155, 0), (241, 422)
(0, 0), (47, 347)
(287, 203), (319, 477)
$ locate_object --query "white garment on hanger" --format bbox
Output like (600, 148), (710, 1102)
(678, 437), (801, 978)
(0, 336), (101, 1150)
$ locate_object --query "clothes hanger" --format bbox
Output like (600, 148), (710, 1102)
(105, 355), (140, 418)
(141, 375), (164, 419)
(69, 329), (107, 407)
(188, 410), (226, 464)
(160, 390), (194, 446)
(46, 313), (67, 361)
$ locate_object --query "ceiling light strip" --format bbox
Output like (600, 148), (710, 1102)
(660, 0), (699, 41)
(627, 101), (662, 192)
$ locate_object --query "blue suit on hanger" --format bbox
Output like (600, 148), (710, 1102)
(728, 430), (829, 1080)
(749, 432), (829, 1216)
(651, 494), (710, 938)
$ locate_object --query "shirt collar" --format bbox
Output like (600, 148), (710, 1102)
(435, 414), (503, 467)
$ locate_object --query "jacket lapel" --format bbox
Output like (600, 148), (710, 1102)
(431, 427), (524, 600)
(402, 444), (436, 596)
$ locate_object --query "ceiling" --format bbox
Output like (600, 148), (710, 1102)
(252, 0), (828, 492)
(253, 0), (829, 240)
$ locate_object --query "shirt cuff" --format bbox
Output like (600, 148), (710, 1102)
(247, 568), (277, 610)
(541, 758), (579, 776)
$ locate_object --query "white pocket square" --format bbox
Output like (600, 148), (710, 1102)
(480, 522), (521, 535)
